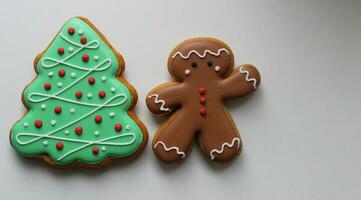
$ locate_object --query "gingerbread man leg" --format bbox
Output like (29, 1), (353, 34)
(152, 111), (197, 162)
(199, 109), (242, 162)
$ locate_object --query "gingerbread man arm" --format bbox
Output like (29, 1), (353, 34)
(146, 82), (184, 114)
(220, 64), (261, 99)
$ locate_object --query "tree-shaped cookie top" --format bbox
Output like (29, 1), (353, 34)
(10, 17), (147, 167)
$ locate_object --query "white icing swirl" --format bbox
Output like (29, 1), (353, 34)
(239, 66), (258, 89)
(210, 138), (240, 160)
(154, 141), (185, 159)
(172, 48), (229, 60)
(148, 94), (171, 112)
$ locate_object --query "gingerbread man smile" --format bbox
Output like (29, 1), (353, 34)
(146, 37), (261, 162)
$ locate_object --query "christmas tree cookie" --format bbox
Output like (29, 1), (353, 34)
(10, 17), (148, 168)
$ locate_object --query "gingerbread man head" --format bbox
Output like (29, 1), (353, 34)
(168, 38), (234, 82)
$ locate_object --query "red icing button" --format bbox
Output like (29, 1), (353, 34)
(114, 123), (122, 132)
(68, 27), (75, 35)
(54, 106), (62, 114)
(58, 69), (66, 77)
(88, 77), (95, 85)
(57, 48), (64, 55)
(82, 54), (89, 62)
(56, 142), (64, 150)
(92, 147), (99, 155)
(199, 87), (206, 95)
(34, 120), (43, 128)
(44, 83), (52, 90)
(75, 91), (83, 99)
(75, 126), (83, 135)
(200, 108), (207, 116)
(200, 97), (207, 105)
(95, 115), (102, 123)
(80, 37), (87, 44)
(98, 91), (106, 99)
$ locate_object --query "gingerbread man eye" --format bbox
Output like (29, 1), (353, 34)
(191, 62), (197, 68)
(207, 61), (213, 67)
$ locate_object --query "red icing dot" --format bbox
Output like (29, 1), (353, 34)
(199, 87), (206, 95)
(199, 108), (207, 116)
(57, 48), (64, 55)
(44, 83), (52, 90)
(92, 147), (99, 155)
(34, 120), (43, 128)
(68, 27), (75, 35)
(200, 97), (207, 105)
(98, 91), (106, 99)
(75, 91), (83, 99)
(58, 69), (66, 77)
(82, 54), (89, 62)
(54, 106), (62, 114)
(80, 37), (87, 44)
(56, 142), (64, 150)
(75, 126), (83, 135)
(114, 123), (122, 132)
(88, 77), (95, 85)
(94, 115), (102, 123)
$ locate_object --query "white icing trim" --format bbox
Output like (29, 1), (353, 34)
(239, 66), (258, 89)
(29, 93), (126, 107)
(30, 34), (113, 106)
(210, 138), (240, 160)
(147, 94), (171, 112)
(42, 34), (102, 71)
(58, 133), (135, 161)
(154, 141), (185, 159)
(172, 48), (229, 60)
(17, 132), (136, 161)
(17, 94), (127, 145)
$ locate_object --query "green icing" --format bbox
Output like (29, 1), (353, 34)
(10, 17), (144, 165)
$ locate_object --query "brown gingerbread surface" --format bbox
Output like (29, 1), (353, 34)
(146, 37), (261, 162)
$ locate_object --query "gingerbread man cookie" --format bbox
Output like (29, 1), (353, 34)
(146, 37), (261, 162)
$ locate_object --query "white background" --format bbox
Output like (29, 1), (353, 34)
(0, 0), (360, 199)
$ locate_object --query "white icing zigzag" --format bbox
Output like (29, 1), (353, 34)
(172, 48), (230, 60)
(239, 66), (258, 89)
(210, 138), (240, 160)
(148, 94), (171, 112)
(154, 141), (185, 159)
